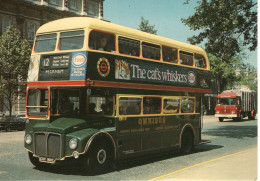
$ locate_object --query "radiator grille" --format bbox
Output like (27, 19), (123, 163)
(34, 132), (61, 159)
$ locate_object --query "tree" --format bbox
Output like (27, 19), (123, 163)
(138, 16), (158, 35)
(182, 0), (257, 91)
(236, 64), (257, 91)
(0, 26), (31, 116)
(209, 54), (242, 92)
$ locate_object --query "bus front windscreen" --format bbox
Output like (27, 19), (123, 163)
(27, 89), (48, 117)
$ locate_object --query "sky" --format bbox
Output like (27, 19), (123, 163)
(103, 0), (257, 68)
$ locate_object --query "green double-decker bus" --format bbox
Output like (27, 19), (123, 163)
(24, 17), (211, 173)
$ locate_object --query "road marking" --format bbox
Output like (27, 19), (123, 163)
(0, 171), (8, 175)
(148, 150), (247, 181)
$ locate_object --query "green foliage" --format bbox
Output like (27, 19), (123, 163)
(0, 26), (31, 116)
(236, 64), (257, 91)
(209, 54), (242, 92)
(182, 0), (257, 56)
(182, 0), (257, 91)
(138, 16), (158, 35)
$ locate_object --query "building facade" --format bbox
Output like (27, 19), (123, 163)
(0, 0), (105, 116)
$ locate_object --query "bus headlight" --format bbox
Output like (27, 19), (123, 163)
(25, 134), (32, 145)
(69, 138), (78, 150)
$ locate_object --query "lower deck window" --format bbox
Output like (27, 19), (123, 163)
(181, 98), (195, 113)
(163, 98), (180, 114)
(52, 89), (80, 115)
(143, 97), (161, 114)
(119, 97), (141, 115)
(89, 96), (114, 115)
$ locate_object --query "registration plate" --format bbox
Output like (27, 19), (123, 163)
(39, 157), (55, 163)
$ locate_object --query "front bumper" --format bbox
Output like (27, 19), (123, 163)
(215, 114), (237, 118)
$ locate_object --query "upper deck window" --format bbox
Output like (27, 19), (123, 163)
(35, 33), (57, 52)
(195, 54), (206, 68)
(142, 42), (161, 60)
(59, 30), (84, 50)
(118, 36), (140, 57)
(89, 30), (115, 52)
(162, 46), (178, 63)
(180, 51), (193, 66)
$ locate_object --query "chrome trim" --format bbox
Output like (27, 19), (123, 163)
(100, 127), (116, 132)
(215, 114), (237, 118)
(85, 131), (117, 160)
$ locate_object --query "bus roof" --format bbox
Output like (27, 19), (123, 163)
(37, 17), (207, 56)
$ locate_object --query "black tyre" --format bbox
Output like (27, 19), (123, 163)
(83, 140), (113, 174)
(218, 117), (224, 122)
(249, 112), (256, 120)
(181, 130), (194, 155)
(237, 114), (243, 121)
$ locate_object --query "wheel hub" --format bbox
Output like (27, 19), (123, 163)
(97, 149), (106, 164)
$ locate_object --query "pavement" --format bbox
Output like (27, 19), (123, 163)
(150, 146), (257, 181)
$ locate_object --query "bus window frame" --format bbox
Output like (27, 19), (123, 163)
(58, 29), (85, 51)
(180, 97), (196, 114)
(118, 36), (141, 57)
(163, 97), (180, 114)
(179, 50), (194, 67)
(141, 41), (161, 61)
(34, 33), (58, 53)
(51, 88), (81, 116)
(26, 87), (50, 119)
(118, 96), (142, 116)
(162, 45), (179, 64)
(194, 53), (207, 69)
(87, 95), (115, 116)
(143, 96), (162, 115)
(88, 29), (117, 53)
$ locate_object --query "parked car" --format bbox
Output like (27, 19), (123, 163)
(0, 116), (26, 132)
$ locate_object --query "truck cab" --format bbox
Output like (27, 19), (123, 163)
(215, 90), (256, 122)
(215, 92), (241, 122)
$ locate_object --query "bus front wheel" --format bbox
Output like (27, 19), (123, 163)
(83, 140), (113, 174)
(180, 130), (194, 155)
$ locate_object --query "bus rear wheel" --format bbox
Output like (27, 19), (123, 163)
(83, 140), (113, 175)
(181, 130), (194, 155)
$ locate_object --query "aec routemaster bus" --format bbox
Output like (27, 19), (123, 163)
(24, 17), (211, 173)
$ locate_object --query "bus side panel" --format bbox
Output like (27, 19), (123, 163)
(162, 115), (181, 148)
(141, 116), (165, 150)
(116, 117), (142, 158)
